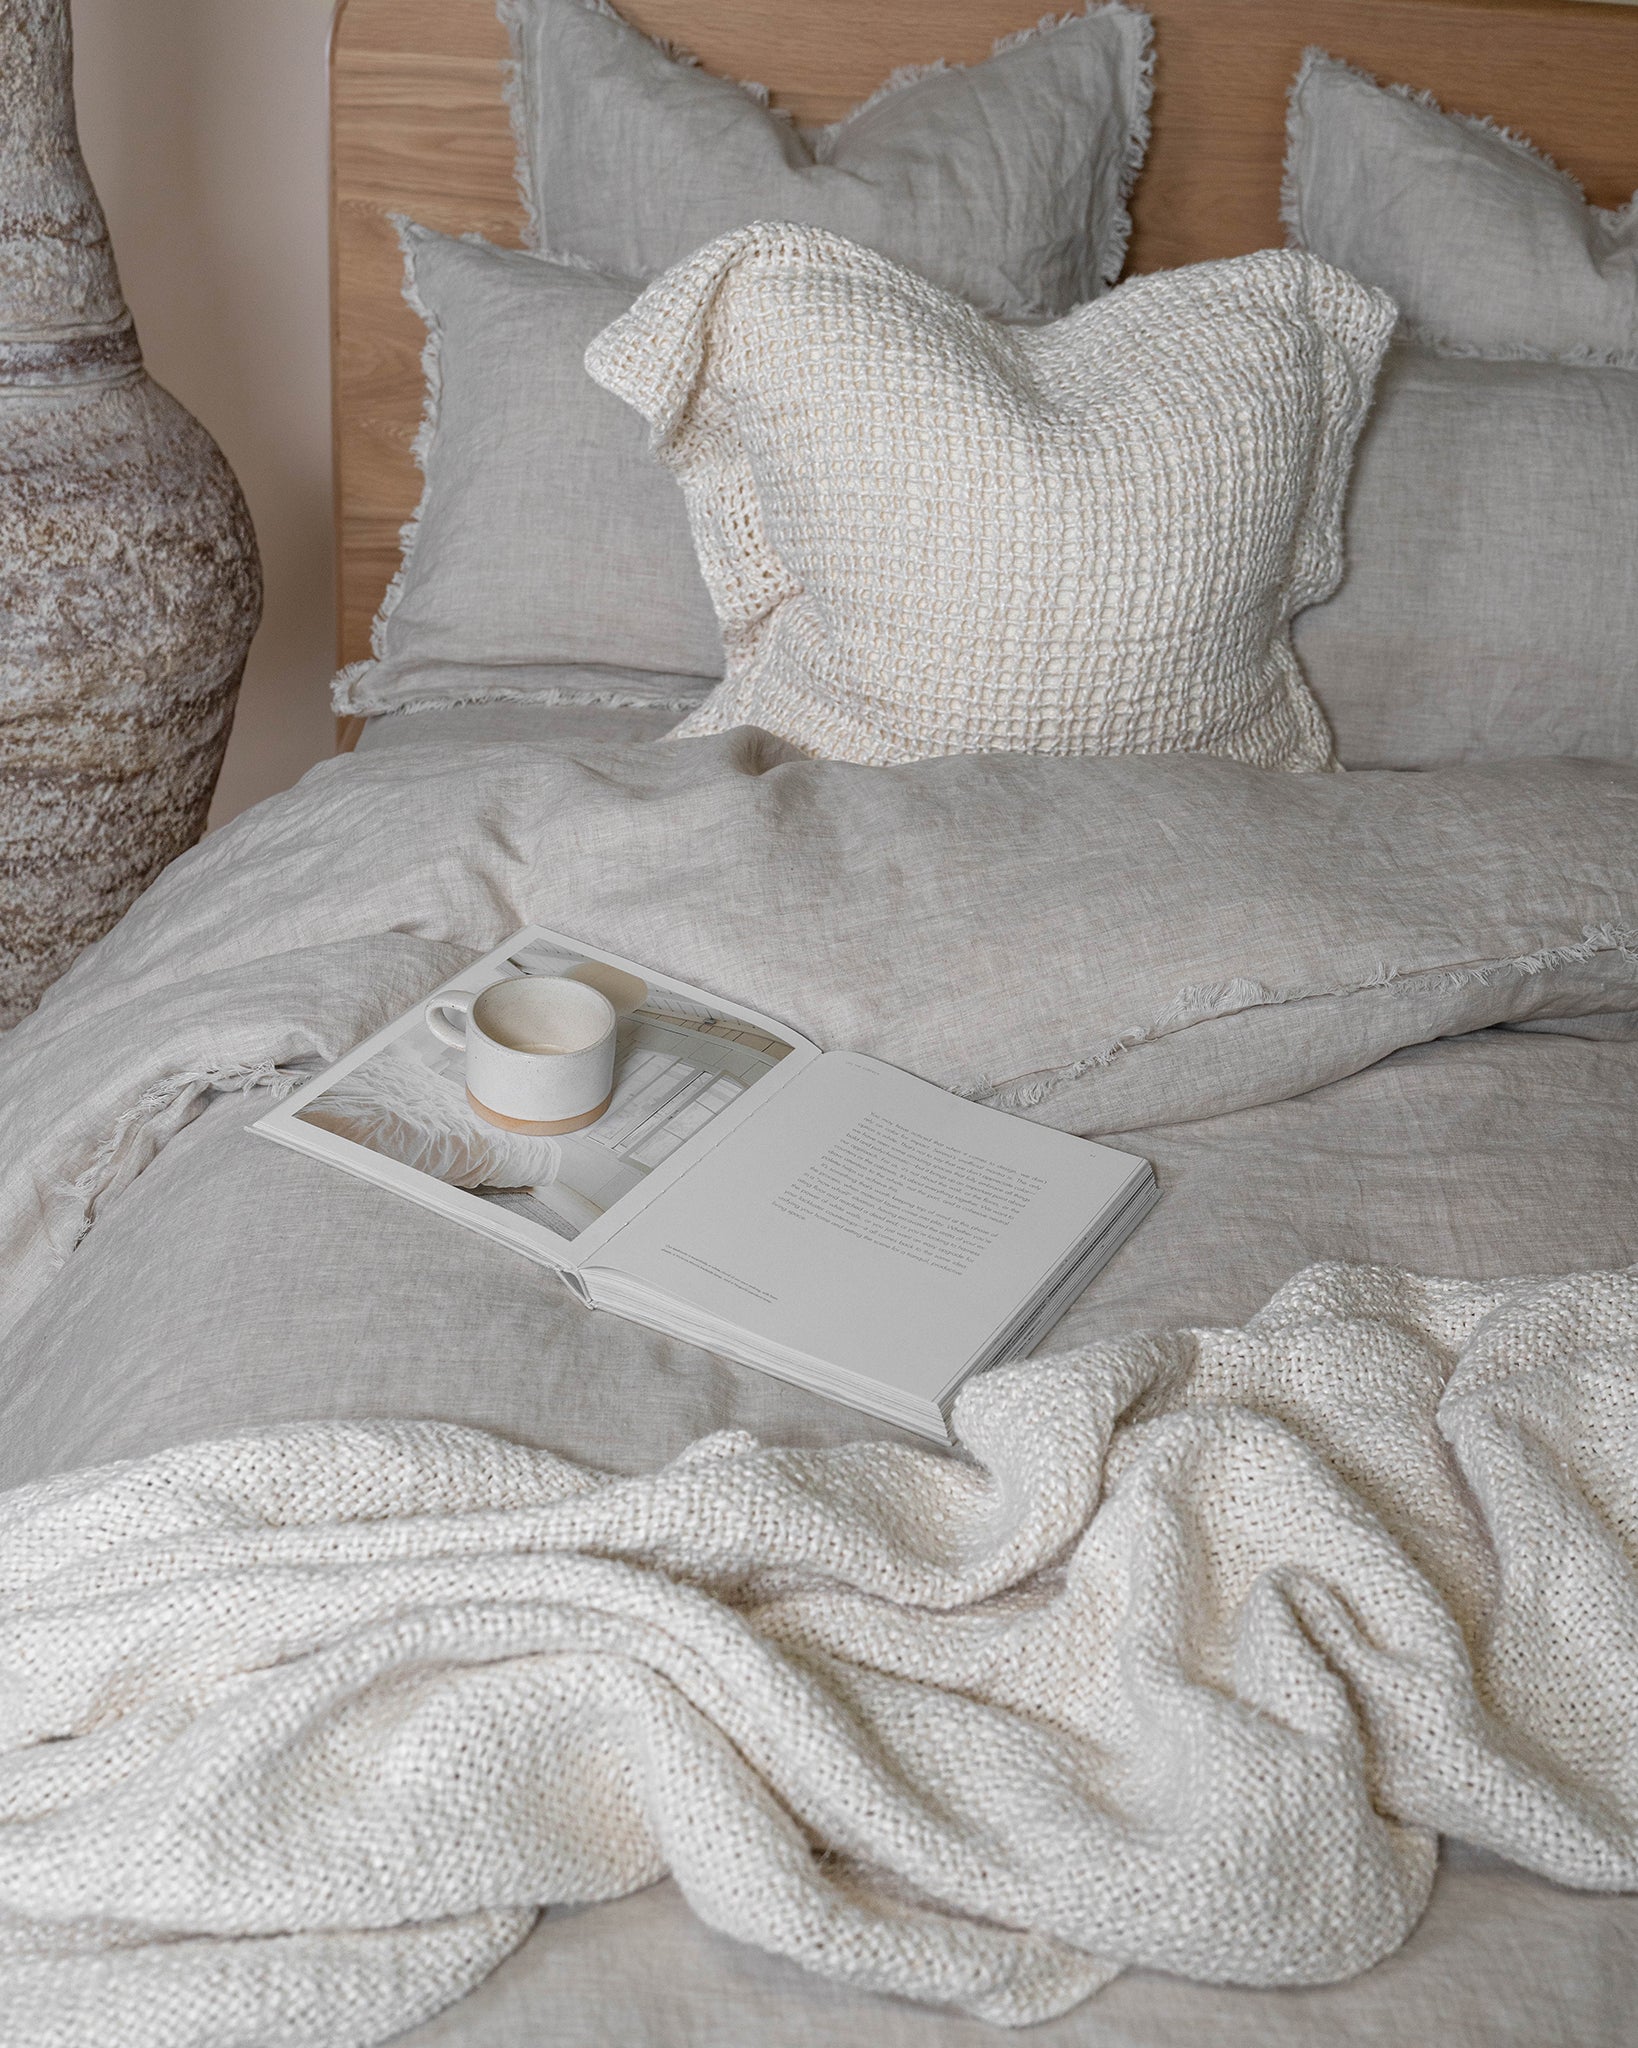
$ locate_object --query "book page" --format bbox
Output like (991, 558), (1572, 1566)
(585, 1052), (1149, 1405)
(255, 925), (818, 1270)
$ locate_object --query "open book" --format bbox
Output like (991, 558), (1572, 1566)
(255, 927), (1157, 1439)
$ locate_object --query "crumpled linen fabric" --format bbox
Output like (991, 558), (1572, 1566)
(3, 1262), (1635, 2045)
(4, 734), (1635, 1347)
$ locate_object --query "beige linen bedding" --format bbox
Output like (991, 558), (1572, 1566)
(1294, 344), (1638, 769)
(1280, 49), (1638, 775)
(6, 1264), (1638, 2046)
(10, 730), (1632, 1307)
(330, 232), (728, 719)
(2, 719), (1635, 2044)
(6, 1027), (1635, 1491)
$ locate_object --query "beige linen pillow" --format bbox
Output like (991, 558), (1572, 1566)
(1295, 343), (1638, 768)
(1284, 50), (1637, 366)
(503, 0), (1154, 321)
(585, 225), (1395, 769)
(1283, 54), (1638, 770)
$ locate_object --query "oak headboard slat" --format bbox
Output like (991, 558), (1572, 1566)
(331, 0), (1638, 683)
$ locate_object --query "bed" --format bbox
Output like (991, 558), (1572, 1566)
(3, 0), (1637, 2042)
(328, 0), (1638, 714)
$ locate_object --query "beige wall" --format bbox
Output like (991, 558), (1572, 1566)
(72, 0), (337, 828)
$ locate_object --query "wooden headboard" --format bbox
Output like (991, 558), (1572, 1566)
(331, 0), (1638, 686)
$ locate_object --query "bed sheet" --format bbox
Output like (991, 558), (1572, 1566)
(3, 711), (1635, 2045)
(399, 1845), (1632, 2048)
(4, 1028), (1634, 1489)
(5, 1035), (1634, 2047)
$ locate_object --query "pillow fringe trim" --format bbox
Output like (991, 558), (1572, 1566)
(1283, 46), (1638, 368)
(1394, 321), (1638, 372)
(505, 0), (1155, 294)
(331, 672), (705, 717)
(955, 921), (1638, 1110)
(352, 217), (445, 672)
(52, 1060), (302, 1265)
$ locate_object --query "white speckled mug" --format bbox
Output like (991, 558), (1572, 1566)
(425, 976), (617, 1135)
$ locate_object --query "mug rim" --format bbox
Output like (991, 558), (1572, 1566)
(470, 975), (616, 1057)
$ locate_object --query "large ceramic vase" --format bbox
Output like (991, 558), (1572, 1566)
(0, 0), (262, 1028)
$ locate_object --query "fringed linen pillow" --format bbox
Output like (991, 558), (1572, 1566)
(1284, 50), (1637, 367)
(586, 225), (1395, 769)
(502, 0), (1154, 322)
(333, 227), (722, 721)
(1284, 53), (1638, 770)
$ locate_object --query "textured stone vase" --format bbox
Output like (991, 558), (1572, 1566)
(0, 0), (262, 1027)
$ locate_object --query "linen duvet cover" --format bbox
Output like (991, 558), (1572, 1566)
(2, 705), (1636, 2045)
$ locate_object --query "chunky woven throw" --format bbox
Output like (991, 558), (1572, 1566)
(4, 1262), (1636, 2044)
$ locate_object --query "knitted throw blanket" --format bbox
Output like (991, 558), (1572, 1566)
(4, 1262), (1636, 2045)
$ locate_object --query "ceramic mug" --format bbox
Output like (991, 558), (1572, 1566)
(425, 976), (617, 1135)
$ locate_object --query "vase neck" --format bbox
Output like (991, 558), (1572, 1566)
(0, 0), (140, 385)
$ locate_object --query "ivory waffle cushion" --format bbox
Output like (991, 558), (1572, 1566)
(1283, 50), (1638, 366)
(333, 227), (722, 720)
(585, 226), (1395, 769)
(502, 0), (1154, 323)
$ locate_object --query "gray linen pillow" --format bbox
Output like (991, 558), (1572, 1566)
(1283, 49), (1637, 366)
(1297, 343), (1638, 768)
(1283, 53), (1638, 769)
(333, 226), (721, 720)
(501, 0), (1154, 321)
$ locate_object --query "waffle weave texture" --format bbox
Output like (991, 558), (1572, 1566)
(4, 1262), (1638, 2044)
(587, 225), (1395, 768)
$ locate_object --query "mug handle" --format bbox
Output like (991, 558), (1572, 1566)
(424, 989), (473, 1050)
